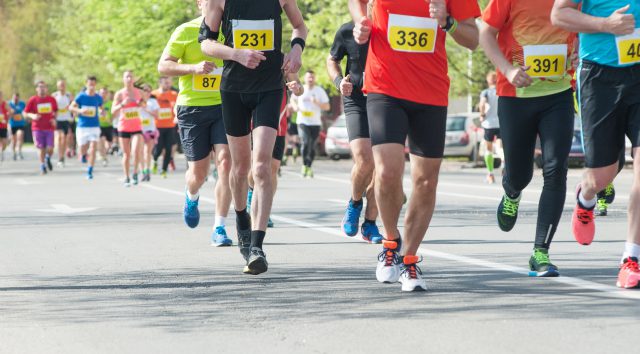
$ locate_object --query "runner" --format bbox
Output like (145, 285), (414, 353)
(98, 87), (114, 166)
(52, 80), (74, 167)
(290, 70), (330, 178)
(112, 70), (144, 187)
(8, 93), (26, 160)
(140, 84), (160, 182)
(0, 91), (9, 161)
(349, 0), (480, 291)
(69, 76), (103, 180)
(158, 0), (233, 247)
(24, 81), (58, 175)
(152, 77), (178, 178)
(552, 0), (640, 288)
(284, 102), (300, 165)
(327, 19), (382, 244)
(201, 0), (307, 274)
(478, 71), (501, 184)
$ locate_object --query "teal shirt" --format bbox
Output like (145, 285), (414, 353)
(573, 0), (640, 67)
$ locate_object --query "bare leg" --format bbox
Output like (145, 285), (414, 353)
(120, 136), (131, 178)
(372, 143), (405, 241)
(214, 144), (232, 219)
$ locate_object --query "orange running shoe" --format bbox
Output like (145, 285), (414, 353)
(617, 257), (640, 289)
(572, 185), (595, 245)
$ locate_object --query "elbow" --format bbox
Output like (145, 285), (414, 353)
(466, 36), (479, 51)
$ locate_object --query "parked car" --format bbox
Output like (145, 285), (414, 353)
(534, 115), (584, 168)
(324, 114), (351, 160)
(444, 112), (501, 166)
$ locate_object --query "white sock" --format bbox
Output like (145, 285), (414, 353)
(214, 215), (226, 228)
(621, 242), (640, 263)
(186, 190), (199, 201)
(578, 191), (596, 209)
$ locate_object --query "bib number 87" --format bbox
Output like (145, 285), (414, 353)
(201, 77), (217, 88)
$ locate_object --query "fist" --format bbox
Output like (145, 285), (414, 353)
(193, 61), (216, 75)
(428, 0), (449, 27)
(606, 5), (636, 35)
(340, 75), (354, 97)
(353, 16), (372, 44)
(236, 50), (267, 70)
(286, 81), (303, 96)
(506, 65), (532, 88)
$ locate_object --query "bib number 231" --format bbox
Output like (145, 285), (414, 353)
(388, 14), (437, 53)
(232, 19), (275, 51)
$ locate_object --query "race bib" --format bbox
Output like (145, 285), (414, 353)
(13, 114), (23, 122)
(523, 44), (567, 78)
(193, 67), (223, 92)
(142, 118), (151, 126)
(301, 111), (314, 118)
(0, 114), (5, 124)
(158, 108), (173, 120)
(58, 108), (69, 114)
(232, 19), (275, 51)
(37, 103), (53, 114)
(616, 29), (640, 65)
(387, 14), (438, 53)
(122, 108), (141, 121)
(82, 106), (97, 117)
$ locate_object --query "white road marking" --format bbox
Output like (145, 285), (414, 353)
(36, 204), (97, 214)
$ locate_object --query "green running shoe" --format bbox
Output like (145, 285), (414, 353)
(497, 194), (521, 232)
(597, 183), (615, 204)
(528, 248), (559, 277)
(596, 198), (608, 216)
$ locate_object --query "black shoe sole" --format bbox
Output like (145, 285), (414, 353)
(243, 257), (268, 275)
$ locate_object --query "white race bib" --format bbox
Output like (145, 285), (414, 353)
(523, 44), (567, 78)
(616, 29), (640, 66)
(232, 19), (275, 51)
(387, 14), (438, 53)
(82, 106), (97, 117)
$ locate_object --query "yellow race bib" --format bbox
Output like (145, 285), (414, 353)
(37, 103), (53, 114)
(523, 44), (567, 78)
(193, 68), (223, 92)
(0, 114), (5, 124)
(123, 108), (141, 121)
(232, 19), (275, 51)
(13, 114), (23, 122)
(387, 14), (437, 53)
(616, 29), (640, 65)
(142, 118), (151, 126)
(301, 111), (314, 118)
(158, 108), (173, 120)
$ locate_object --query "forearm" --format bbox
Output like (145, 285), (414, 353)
(480, 26), (513, 74)
(326, 56), (343, 82)
(158, 58), (195, 77)
(450, 19), (479, 50)
(320, 103), (331, 111)
(551, 5), (605, 33)
(348, 0), (367, 21)
(201, 40), (236, 61)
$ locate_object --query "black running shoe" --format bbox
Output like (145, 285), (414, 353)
(528, 248), (559, 277)
(497, 194), (520, 232)
(236, 219), (251, 262)
(46, 157), (53, 171)
(243, 247), (268, 275)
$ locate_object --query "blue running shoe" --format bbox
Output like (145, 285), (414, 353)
(183, 193), (200, 228)
(267, 217), (274, 228)
(342, 200), (363, 237)
(247, 188), (253, 214)
(361, 221), (383, 244)
(81, 154), (87, 164)
(87, 166), (94, 180)
(211, 226), (233, 247)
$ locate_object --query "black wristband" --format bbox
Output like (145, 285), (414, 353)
(198, 19), (219, 43)
(333, 76), (343, 90)
(440, 16), (454, 32)
(291, 37), (306, 52)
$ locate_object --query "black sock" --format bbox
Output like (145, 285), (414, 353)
(235, 209), (250, 230)
(350, 198), (363, 208)
(363, 218), (375, 225)
(251, 230), (266, 249)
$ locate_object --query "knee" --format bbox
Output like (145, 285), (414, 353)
(354, 152), (374, 173)
(542, 163), (568, 189)
(413, 174), (439, 194)
(252, 161), (271, 184)
(232, 158), (250, 178)
(217, 151), (232, 175)
(376, 165), (403, 186)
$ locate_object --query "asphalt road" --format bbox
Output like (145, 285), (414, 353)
(1, 150), (639, 353)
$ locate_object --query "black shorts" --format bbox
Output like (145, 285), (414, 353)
(0, 129), (7, 139)
(367, 93), (448, 158)
(56, 121), (72, 134)
(177, 105), (228, 162)
(69, 121), (76, 132)
(221, 89), (282, 137)
(579, 60), (640, 168)
(273, 135), (285, 161)
(118, 131), (142, 139)
(344, 95), (369, 141)
(484, 128), (501, 142)
(10, 126), (25, 135)
(100, 126), (114, 142)
(287, 121), (298, 135)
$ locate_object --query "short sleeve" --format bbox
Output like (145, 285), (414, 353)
(450, 0), (482, 21)
(329, 27), (347, 61)
(25, 99), (35, 114)
(74, 93), (82, 105)
(164, 25), (187, 59)
(480, 89), (488, 100)
(51, 98), (58, 112)
(98, 96), (104, 107)
(318, 87), (330, 103)
(482, 0), (512, 31)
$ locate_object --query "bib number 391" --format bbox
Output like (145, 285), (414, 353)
(523, 44), (567, 78)
(232, 19), (275, 51)
(387, 14), (437, 53)
(616, 29), (640, 65)
(193, 68), (223, 92)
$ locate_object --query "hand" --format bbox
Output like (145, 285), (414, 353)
(34, 114), (42, 120)
(505, 65), (532, 88)
(605, 5), (636, 35)
(192, 61), (217, 75)
(353, 16), (372, 44)
(340, 74), (353, 97)
(286, 80), (303, 96)
(282, 45), (303, 74)
(81, 108), (92, 116)
(234, 49), (267, 69)
(428, 0), (449, 27)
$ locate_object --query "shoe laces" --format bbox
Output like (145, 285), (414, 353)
(604, 183), (614, 197)
(215, 226), (227, 236)
(596, 198), (607, 211)
(622, 258), (639, 272)
(346, 204), (361, 222)
(502, 196), (519, 217)
(401, 259), (423, 280)
(532, 249), (551, 265)
(576, 207), (593, 224)
(378, 247), (400, 267)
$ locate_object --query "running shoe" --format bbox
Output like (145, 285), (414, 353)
(57, 160), (65, 168)
(528, 248), (559, 277)
(399, 255), (427, 292)
(12, 153), (17, 161)
(46, 156), (53, 171)
(183, 193), (200, 228)
(598, 183), (615, 204)
(301, 165), (307, 177)
(237, 222), (251, 262)
(211, 226), (233, 247)
(87, 166), (94, 180)
(342, 200), (363, 237)
(595, 198), (608, 217)
(161, 171), (168, 179)
(40, 165), (47, 175)
(267, 217), (274, 228)
(243, 247), (268, 275)
(18, 152), (24, 160)
(124, 177), (131, 187)
(169, 159), (176, 171)
(617, 257), (640, 289)
(246, 188), (253, 214)
(497, 193), (520, 232)
(307, 167), (314, 178)
(101, 158), (108, 167)
(572, 185), (595, 246)
(132, 173), (139, 186)
(376, 239), (402, 283)
(81, 154), (87, 164)
(152, 162), (158, 174)
(486, 173), (495, 184)
(361, 221), (383, 244)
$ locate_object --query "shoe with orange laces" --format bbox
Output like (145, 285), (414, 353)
(617, 257), (640, 289)
(572, 185), (595, 245)
(399, 255), (427, 292)
(376, 239), (401, 283)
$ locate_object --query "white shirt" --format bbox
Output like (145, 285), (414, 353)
(480, 87), (499, 129)
(141, 98), (159, 132)
(293, 85), (329, 126)
(53, 92), (73, 122)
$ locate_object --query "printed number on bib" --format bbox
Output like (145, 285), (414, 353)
(301, 111), (314, 118)
(616, 29), (640, 65)
(387, 14), (437, 53)
(123, 108), (141, 121)
(37, 103), (53, 114)
(13, 114), (23, 122)
(232, 19), (275, 51)
(523, 44), (567, 78)
(83, 106), (97, 117)
(158, 108), (173, 120)
(193, 68), (223, 92)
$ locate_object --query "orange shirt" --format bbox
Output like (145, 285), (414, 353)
(152, 89), (178, 128)
(364, 0), (480, 106)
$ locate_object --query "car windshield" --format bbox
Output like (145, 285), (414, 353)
(446, 116), (466, 131)
(332, 117), (346, 128)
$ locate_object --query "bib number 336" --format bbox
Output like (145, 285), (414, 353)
(232, 19), (275, 51)
(387, 14), (437, 53)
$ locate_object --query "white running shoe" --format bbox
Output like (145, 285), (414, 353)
(399, 255), (427, 292)
(376, 239), (401, 283)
